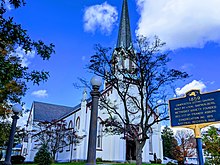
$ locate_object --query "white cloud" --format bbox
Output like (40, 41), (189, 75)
(31, 90), (48, 98)
(10, 46), (35, 67)
(175, 80), (206, 96)
(136, 0), (220, 50)
(83, 2), (118, 34)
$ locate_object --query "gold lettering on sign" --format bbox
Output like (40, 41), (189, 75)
(173, 96), (218, 125)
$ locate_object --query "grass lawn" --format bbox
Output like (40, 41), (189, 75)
(20, 163), (161, 165)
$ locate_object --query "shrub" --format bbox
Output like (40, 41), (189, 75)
(96, 157), (102, 162)
(204, 161), (211, 165)
(150, 158), (162, 164)
(156, 158), (162, 164)
(11, 155), (25, 164)
(166, 162), (176, 165)
(34, 144), (52, 165)
(150, 160), (156, 163)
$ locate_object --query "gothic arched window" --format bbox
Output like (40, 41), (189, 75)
(67, 120), (73, 151)
(97, 118), (103, 149)
(76, 117), (80, 131)
(68, 120), (73, 130)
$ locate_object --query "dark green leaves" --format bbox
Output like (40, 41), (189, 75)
(0, 0), (55, 116)
(203, 126), (220, 164)
(34, 41), (55, 60)
(26, 70), (49, 85)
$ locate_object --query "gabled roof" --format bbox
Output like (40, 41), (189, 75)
(32, 101), (75, 122)
(116, 0), (132, 49)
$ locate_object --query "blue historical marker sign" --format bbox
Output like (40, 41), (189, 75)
(169, 90), (220, 127)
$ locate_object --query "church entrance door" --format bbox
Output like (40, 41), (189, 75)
(126, 140), (136, 160)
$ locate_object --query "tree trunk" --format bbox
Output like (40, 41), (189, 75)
(135, 140), (146, 165)
(52, 150), (56, 162)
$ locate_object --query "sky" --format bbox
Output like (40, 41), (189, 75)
(5, 0), (220, 127)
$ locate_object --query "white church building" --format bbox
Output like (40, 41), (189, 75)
(21, 0), (163, 163)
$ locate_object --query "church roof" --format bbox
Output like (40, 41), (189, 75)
(116, 0), (132, 49)
(32, 101), (76, 122)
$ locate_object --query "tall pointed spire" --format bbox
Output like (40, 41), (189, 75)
(116, 0), (132, 49)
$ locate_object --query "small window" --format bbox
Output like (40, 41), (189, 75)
(67, 120), (73, 151)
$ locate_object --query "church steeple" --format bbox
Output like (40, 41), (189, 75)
(116, 0), (132, 49)
(111, 0), (134, 75)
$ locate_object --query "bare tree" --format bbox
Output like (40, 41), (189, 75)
(32, 120), (84, 161)
(88, 36), (188, 165)
(175, 129), (196, 163)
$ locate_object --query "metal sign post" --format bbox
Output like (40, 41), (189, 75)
(194, 125), (204, 165)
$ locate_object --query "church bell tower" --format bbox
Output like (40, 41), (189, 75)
(113, 0), (134, 72)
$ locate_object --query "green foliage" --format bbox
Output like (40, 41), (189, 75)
(0, 121), (10, 146)
(34, 144), (53, 165)
(0, 0), (55, 117)
(0, 121), (26, 147)
(203, 126), (220, 165)
(11, 155), (25, 164)
(21, 163), (160, 165)
(161, 126), (177, 159)
(21, 163), (154, 165)
(166, 162), (176, 165)
(204, 161), (211, 165)
(150, 159), (162, 164)
(96, 157), (102, 162)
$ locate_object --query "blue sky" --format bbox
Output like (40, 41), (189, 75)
(6, 0), (220, 126)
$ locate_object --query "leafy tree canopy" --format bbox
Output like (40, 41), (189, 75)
(34, 143), (53, 165)
(161, 126), (178, 159)
(0, 121), (10, 146)
(0, 121), (26, 148)
(203, 126), (220, 165)
(0, 0), (55, 117)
